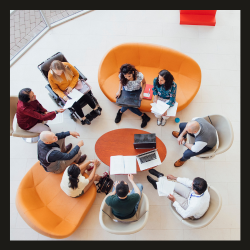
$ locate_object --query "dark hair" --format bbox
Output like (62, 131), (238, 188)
(116, 181), (129, 198)
(156, 70), (174, 90)
(68, 164), (81, 190)
(119, 63), (138, 86)
(18, 88), (32, 103)
(193, 177), (207, 195)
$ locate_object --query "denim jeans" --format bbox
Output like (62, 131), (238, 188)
(112, 183), (143, 212)
(120, 87), (142, 117)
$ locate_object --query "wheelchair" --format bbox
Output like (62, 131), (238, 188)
(37, 52), (100, 123)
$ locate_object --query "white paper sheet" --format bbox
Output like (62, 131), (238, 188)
(110, 155), (125, 175)
(123, 156), (137, 174)
(150, 100), (170, 115)
(63, 98), (76, 109)
(67, 88), (83, 101)
(166, 102), (178, 117)
(156, 176), (176, 196)
(47, 113), (64, 125)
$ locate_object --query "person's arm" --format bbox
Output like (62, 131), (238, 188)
(188, 141), (207, 152)
(177, 125), (188, 145)
(22, 107), (56, 121)
(55, 131), (80, 140)
(67, 63), (79, 89)
(173, 201), (197, 219)
(36, 100), (47, 113)
(86, 159), (98, 182)
(48, 74), (66, 99)
(128, 174), (141, 196)
(116, 81), (123, 98)
(140, 76), (146, 100)
(152, 78), (158, 103)
(176, 177), (193, 188)
(48, 145), (80, 162)
(166, 82), (177, 107)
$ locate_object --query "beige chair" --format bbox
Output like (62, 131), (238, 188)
(99, 192), (149, 234)
(10, 96), (40, 143)
(170, 186), (222, 228)
(187, 114), (234, 159)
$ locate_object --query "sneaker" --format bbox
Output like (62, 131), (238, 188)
(149, 169), (164, 178)
(147, 175), (157, 189)
(81, 118), (91, 125)
(157, 118), (162, 126)
(115, 109), (123, 123)
(93, 106), (102, 115)
(161, 119), (167, 126)
(141, 113), (151, 128)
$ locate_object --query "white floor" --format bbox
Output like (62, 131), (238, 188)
(10, 10), (240, 240)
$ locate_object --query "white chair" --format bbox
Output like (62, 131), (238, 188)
(99, 192), (149, 235)
(187, 114), (234, 159)
(170, 186), (222, 229)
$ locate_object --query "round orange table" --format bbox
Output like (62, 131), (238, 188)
(95, 128), (167, 172)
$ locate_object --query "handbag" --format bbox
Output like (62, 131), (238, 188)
(96, 173), (114, 195)
(75, 79), (83, 90)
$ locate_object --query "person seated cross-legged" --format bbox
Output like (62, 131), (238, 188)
(147, 169), (210, 220)
(105, 174), (143, 220)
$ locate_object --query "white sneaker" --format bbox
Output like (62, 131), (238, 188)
(161, 119), (167, 126)
(157, 118), (162, 126)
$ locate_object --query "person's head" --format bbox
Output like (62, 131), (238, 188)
(186, 120), (200, 134)
(18, 88), (36, 103)
(119, 63), (138, 86)
(116, 180), (129, 198)
(40, 131), (58, 144)
(192, 177), (207, 195)
(50, 60), (74, 82)
(68, 164), (81, 190)
(156, 70), (174, 90)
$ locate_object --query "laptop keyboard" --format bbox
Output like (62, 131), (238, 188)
(139, 152), (157, 164)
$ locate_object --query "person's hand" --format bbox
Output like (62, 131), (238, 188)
(56, 108), (65, 113)
(113, 181), (119, 187)
(44, 112), (49, 114)
(128, 174), (134, 182)
(63, 95), (69, 101)
(177, 135), (184, 145)
(93, 159), (100, 167)
(70, 131), (80, 138)
(153, 96), (158, 103)
(77, 140), (84, 147)
(166, 174), (177, 181)
(116, 90), (121, 98)
(168, 194), (176, 202)
(140, 93), (144, 100)
(66, 86), (73, 94)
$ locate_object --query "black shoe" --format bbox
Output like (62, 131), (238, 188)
(141, 113), (151, 128)
(76, 154), (87, 164)
(147, 175), (157, 190)
(149, 169), (164, 178)
(115, 109), (123, 123)
(81, 118), (91, 125)
(94, 106), (102, 115)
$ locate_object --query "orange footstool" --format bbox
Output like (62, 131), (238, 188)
(98, 43), (201, 113)
(15, 161), (96, 239)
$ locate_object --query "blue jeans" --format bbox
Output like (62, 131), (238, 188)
(179, 122), (212, 161)
(120, 87), (142, 117)
(112, 183), (143, 212)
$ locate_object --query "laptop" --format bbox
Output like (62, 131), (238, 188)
(133, 133), (156, 149)
(116, 90), (141, 108)
(136, 149), (161, 171)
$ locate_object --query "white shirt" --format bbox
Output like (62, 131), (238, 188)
(60, 166), (89, 197)
(190, 117), (207, 153)
(173, 177), (210, 219)
(119, 72), (144, 91)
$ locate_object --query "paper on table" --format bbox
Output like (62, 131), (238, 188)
(47, 113), (64, 125)
(123, 156), (137, 174)
(67, 88), (83, 101)
(156, 176), (176, 196)
(166, 102), (178, 117)
(110, 155), (124, 175)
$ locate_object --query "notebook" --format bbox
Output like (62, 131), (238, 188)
(116, 90), (141, 108)
(143, 84), (153, 100)
(110, 155), (137, 175)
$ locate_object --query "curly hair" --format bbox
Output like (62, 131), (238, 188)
(119, 63), (139, 86)
(156, 70), (174, 90)
(68, 164), (81, 190)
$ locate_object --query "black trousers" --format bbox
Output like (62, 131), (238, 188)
(72, 94), (96, 118)
(178, 122), (212, 161)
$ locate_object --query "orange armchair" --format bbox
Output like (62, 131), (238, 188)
(15, 161), (96, 239)
(98, 43), (201, 113)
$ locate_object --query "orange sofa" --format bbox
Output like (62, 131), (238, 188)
(98, 43), (201, 112)
(15, 161), (96, 239)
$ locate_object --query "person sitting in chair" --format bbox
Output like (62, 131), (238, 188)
(48, 60), (102, 125)
(172, 117), (218, 167)
(60, 159), (101, 198)
(16, 88), (65, 133)
(105, 174), (143, 219)
(38, 130), (87, 174)
(115, 63), (150, 128)
(147, 169), (210, 220)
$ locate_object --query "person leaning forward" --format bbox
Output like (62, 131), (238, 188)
(38, 130), (87, 174)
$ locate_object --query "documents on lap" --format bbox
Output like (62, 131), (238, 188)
(156, 176), (175, 196)
(63, 89), (83, 109)
(110, 155), (137, 175)
(150, 100), (178, 117)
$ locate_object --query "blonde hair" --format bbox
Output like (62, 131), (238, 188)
(50, 60), (74, 82)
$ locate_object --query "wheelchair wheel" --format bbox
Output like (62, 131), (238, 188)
(70, 113), (77, 122)
(48, 93), (61, 107)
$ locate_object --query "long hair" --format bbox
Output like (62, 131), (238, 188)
(68, 164), (81, 190)
(50, 60), (74, 82)
(119, 63), (138, 86)
(156, 70), (174, 90)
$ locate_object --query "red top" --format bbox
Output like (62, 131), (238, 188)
(16, 100), (56, 130)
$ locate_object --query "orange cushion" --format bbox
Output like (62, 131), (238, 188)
(98, 43), (201, 113)
(15, 161), (96, 239)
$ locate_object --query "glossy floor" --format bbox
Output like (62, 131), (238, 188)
(10, 10), (240, 240)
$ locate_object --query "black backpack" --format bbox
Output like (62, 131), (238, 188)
(96, 174), (114, 195)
